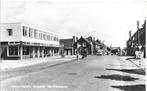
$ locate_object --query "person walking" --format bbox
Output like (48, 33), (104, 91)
(81, 48), (87, 59)
(135, 47), (139, 59)
(76, 49), (79, 59)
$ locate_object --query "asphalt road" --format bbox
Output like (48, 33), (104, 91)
(0, 55), (145, 91)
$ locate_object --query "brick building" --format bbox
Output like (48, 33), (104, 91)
(73, 36), (105, 55)
(126, 20), (146, 58)
(60, 37), (76, 56)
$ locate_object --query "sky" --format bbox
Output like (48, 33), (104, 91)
(1, 0), (146, 48)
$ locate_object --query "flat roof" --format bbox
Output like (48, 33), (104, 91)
(0, 22), (59, 36)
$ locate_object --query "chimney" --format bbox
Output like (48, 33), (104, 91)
(137, 21), (139, 29)
(76, 37), (78, 41)
(129, 31), (131, 39)
(93, 37), (95, 41)
(73, 36), (75, 42)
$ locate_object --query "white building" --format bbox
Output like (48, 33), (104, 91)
(0, 23), (60, 60)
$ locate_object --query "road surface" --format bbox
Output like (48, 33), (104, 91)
(0, 55), (145, 91)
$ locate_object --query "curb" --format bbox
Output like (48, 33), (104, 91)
(128, 59), (146, 72)
(0, 58), (77, 71)
(0, 58), (77, 81)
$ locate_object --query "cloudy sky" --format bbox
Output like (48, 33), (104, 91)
(1, 0), (146, 48)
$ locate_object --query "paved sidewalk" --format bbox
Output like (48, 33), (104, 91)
(121, 56), (146, 71)
(128, 58), (146, 69)
(0, 55), (77, 71)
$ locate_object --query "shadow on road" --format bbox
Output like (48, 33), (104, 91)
(125, 57), (142, 61)
(94, 74), (138, 81)
(111, 84), (146, 91)
(125, 57), (135, 60)
(107, 68), (146, 75)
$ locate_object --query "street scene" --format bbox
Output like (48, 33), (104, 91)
(0, 0), (146, 91)
(0, 56), (146, 91)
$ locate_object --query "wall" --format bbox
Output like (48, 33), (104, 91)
(0, 23), (60, 46)
(0, 23), (22, 42)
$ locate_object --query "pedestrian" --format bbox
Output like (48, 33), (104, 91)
(84, 48), (87, 57)
(76, 49), (79, 59)
(135, 47), (139, 59)
(81, 49), (85, 59)
(81, 48), (87, 59)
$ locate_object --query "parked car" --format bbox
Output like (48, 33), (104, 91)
(97, 50), (103, 56)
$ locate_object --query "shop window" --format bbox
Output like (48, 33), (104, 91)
(22, 26), (28, 37)
(8, 46), (19, 56)
(23, 46), (29, 55)
(44, 49), (48, 55)
(7, 29), (13, 36)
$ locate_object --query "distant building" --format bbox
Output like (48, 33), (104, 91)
(60, 36), (76, 56)
(0, 23), (60, 60)
(110, 47), (121, 55)
(126, 20), (146, 58)
(73, 36), (93, 55)
(73, 36), (105, 55)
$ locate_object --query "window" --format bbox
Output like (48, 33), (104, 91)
(100, 45), (103, 49)
(29, 28), (33, 38)
(34, 29), (38, 38)
(7, 29), (13, 36)
(22, 26), (28, 37)
(43, 34), (46, 40)
(54, 37), (56, 41)
(52, 36), (54, 41)
(57, 37), (59, 41)
(39, 33), (43, 39)
(44, 48), (48, 55)
(8, 46), (19, 56)
(51, 36), (53, 41)
(47, 35), (50, 40)
(82, 43), (86, 47)
(23, 46), (29, 55)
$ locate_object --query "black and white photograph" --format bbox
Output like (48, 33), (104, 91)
(0, 0), (146, 91)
